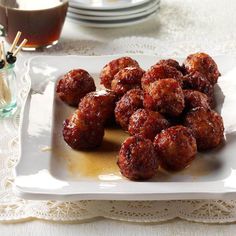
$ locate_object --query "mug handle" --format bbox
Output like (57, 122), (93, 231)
(0, 24), (6, 36)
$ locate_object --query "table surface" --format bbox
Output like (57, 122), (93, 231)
(1, 218), (236, 236)
(2, 0), (236, 234)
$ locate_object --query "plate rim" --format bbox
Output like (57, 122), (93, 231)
(67, 11), (158, 28)
(68, 0), (160, 16)
(67, 3), (159, 21)
(69, 0), (157, 10)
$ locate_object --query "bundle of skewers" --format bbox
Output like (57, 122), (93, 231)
(0, 31), (27, 69)
(0, 32), (27, 107)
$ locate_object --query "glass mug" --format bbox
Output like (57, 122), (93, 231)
(0, 0), (68, 50)
(0, 64), (17, 118)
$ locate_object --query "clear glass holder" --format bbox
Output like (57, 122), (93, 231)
(0, 64), (17, 118)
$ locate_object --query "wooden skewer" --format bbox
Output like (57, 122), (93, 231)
(0, 43), (2, 60)
(0, 76), (5, 106)
(2, 80), (11, 103)
(0, 70), (12, 106)
(0, 42), (4, 69)
(12, 39), (27, 57)
(0, 41), (11, 105)
(1, 41), (6, 62)
(9, 31), (22, 53)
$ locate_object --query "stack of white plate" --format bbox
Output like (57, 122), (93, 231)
(67, 0), (160, 28)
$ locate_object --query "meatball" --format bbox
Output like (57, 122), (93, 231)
(115, 89), (143, 131)
(184, 52), (220, 85)
(183, 90), (211, 111)
(111, 67), (145, 96)
(143, 78), (185, 117)
(100, 57), (140, 89)
(78, 90), (117, 125)
(117, 135), (159, 180)
(141, 64), (183, 91)
(157, 59), (183, 73)
(128, 109), (170, 141)
(63, 110), (104, 150)
(184, 107), (224, 150)
(153, 125), (197, 171)
(182, 71), (215, 107)
(56, 69), (96, 107)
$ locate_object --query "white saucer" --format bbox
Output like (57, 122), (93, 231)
(69, 0), (153, 10)
(67, 3), (159, 21)
(67, 11), (157, 28)
(68, 0), (160, 17)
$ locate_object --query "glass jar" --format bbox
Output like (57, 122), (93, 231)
(0, 64), (17, 118)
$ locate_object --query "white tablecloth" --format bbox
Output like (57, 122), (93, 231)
(2, 0), (236, 233)
(1, 219), (236, 236)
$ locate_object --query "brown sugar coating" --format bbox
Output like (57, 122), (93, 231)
(143, 78), (185, 117)
(184, 52), (220, 85)
(78, 90), (117, 125)
(117, 135), (159, 180)
(141, 64), (183, 91)
(114, 89), (144, 131)
(184, 107), (224, 151)
(56, 69), (96, 107)
(157, 59), (183, 73)
(153, 125), (197, 171)
(182, 71), (215, 108)
(100, 57), (140, 89)
(63, 110), (104, 150)
(128, 109), (170, 141)
(183, 89), (211, 111)
(111, 67), (145, 96)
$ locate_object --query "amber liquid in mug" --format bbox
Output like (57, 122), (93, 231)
(0, 0), (68, 49)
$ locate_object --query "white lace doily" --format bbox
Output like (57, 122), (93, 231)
(1, 0), (236, 223)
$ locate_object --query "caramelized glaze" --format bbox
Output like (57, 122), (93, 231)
(52, 127), (129, 180)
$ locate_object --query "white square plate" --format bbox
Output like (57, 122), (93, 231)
(14, 54), (236, 201)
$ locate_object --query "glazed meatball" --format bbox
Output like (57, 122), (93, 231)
(111, 67), (145, 96)
(157, 59), (183, 73)
(183, 90), (211, 111)
(184, 52), (220, 85)
(118, 135), (159, 180)
(128, 109), (170, 141)
(63, 110), (104, 150)
(78, 90), (117, 125)
(56, 69), (96, 107)
(100, 57), (140, 89)
(153, 125), (197, 171)
(183, 72), (215, 108)
(141, 64), (183, 91)
(115, 89), (143, 131)
(184, 107), (224, 150)
(143, 78), (185, 117)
